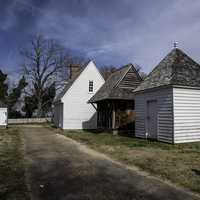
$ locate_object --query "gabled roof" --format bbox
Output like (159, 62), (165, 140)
(54, 60), (92, 102)
(134, 48), (200, 92)
(88, 64), (142, 103)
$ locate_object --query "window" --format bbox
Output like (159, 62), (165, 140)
(89, 81), (93, 92)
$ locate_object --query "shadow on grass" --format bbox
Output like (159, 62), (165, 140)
(192, 169), (200, 176)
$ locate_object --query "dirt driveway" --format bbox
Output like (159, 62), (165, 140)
(20, 126), (199, 200)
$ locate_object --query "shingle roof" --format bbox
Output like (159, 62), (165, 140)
(134, 48), (200, 92)
(88, 64), (142, 103)
(54, 60), (91, 102)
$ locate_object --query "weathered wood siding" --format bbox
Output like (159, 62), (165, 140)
(62, 61), (105, 129)
(53, 103), (63, 128)
(135, 87), (173, 143)
(118, 67), (141, 89)
(173, 88), (200, 143)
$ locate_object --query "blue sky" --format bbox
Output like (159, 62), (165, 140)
(1, 0), (200, 78)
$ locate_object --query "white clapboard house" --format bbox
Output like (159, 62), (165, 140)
(0, 101), (7, 127)
(134, 47), (200, 143)
(53, 61), (105, 129)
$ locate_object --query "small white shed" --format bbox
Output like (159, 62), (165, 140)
(134, 48), (200, 144)
(0, 102), (8, 127)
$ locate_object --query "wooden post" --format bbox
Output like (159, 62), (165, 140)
(112, 102), (118, 135)
(91, 103), (97, 110)
(112, 103), (115, 129)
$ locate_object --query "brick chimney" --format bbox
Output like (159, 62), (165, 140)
(69, 64), (81, 80)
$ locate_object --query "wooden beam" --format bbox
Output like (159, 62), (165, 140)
(112, 101), (119, 135)
(112, 102), (116, 129)
(91, 103), (97, 110)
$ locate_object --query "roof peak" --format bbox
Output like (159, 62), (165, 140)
(89, 63), (142, 103)
(167, 47), (199, 66)
(134, 47), (200, 92)
(54, 59), (100, 102)
(169, 47), (184, 54)
(116, 63), (132, 71)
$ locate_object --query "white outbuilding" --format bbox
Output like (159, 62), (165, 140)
(53, 61), (105, 129)
(0, 102), (8, 127)
(134, 48), (200, 143)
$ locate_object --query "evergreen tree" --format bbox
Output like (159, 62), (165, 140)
(8, 76), (28, 118)
(0, 70), (8, 103)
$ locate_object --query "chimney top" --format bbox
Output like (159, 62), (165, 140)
(69, 64), (81, 80)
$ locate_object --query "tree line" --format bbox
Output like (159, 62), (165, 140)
(0, 34), (146, 118)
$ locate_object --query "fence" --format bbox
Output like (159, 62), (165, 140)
(8, 118), (52, 124)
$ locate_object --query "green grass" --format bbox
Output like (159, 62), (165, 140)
(0, 128), (29, 200)
(63, 130), (200, 194)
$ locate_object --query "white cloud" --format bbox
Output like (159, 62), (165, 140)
(30, 0), (200, 71)
(86, 0), (200, 72)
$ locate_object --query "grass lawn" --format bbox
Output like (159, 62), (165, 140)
(0, 128), (29, 200)
(63, 130), (200, 194)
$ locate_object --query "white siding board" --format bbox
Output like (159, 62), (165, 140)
(173, 88), (200, 143)
(175, 139), (200, 144)
(61, 61), (105, 129)
(135, 88), (173, 143)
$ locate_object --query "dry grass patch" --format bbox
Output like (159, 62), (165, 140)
(62, 130), (200, 194)
(0, 128), (29, 200)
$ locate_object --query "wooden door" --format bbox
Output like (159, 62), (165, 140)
(147, 100), (157, 139)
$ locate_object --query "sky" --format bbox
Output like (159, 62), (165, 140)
(1, 0), (200, 78)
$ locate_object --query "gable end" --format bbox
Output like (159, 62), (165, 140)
(118, 67), (142, 89)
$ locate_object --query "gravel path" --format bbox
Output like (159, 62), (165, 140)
(21, 126), (200, 200)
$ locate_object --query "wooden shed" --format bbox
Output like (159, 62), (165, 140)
(89, 64), (142, 134)
(134, 47), (200, 143)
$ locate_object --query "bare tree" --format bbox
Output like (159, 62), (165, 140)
(100, 65), (117, 80)
(134, 64), (147, 80)
(57, 54), (88, 88)
(100, 64), (147, 81)
(21, 34), (66, 117)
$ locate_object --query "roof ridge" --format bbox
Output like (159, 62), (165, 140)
(134, 48), (200, 92)
(117, 63), (132, 70)
(98, 64), (131, 96)
(88, 63), (143, 103)
(173, 48), (200, 66)
(140, 48), (177, 83)
(131, 63), (143, 81)
(134, 48), (177, 92)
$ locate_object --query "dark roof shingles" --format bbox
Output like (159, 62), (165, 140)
(134, 48), (200, 92)
(89, 64), (142, 103)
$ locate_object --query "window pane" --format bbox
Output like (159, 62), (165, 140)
(89, 81), (93, 92)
